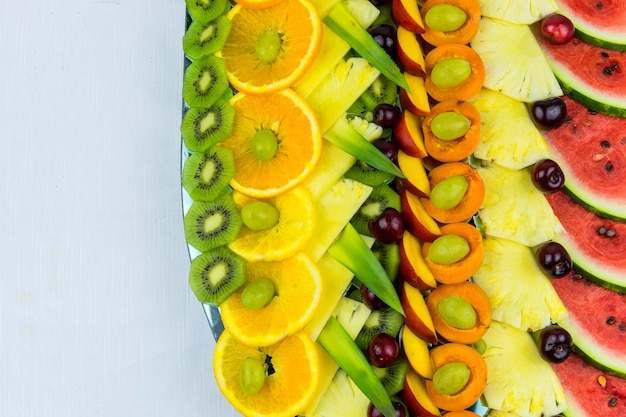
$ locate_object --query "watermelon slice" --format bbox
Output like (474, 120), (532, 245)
(552, 353), (626, 417)
(546, 191), (626, 293)
(542, 96), (626, 221)
(555, 0), (626, 51)
(535, 29), (626, 118)
(551, 271), (626, 378)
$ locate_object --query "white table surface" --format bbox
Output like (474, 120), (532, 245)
(0, 0), (239, 415)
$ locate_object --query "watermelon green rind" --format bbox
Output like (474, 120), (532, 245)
(558, 75), (626, 119)
(562, 186), (626, 223)
(555, 0), (626, 51)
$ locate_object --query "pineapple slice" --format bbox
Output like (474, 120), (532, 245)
(306, 57), (380, 132)
(307, 369), (370, 417)
(477, 163), (563, 247)
(304, 297), (372, 416)
(469, 89), (551, 170)
(478, 0), (558, 24)
(472, 236), (568, 332)
(481, 320), (567, 417)
(470, 17), (562, 102)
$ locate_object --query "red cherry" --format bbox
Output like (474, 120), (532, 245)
(540, 14), (575, 45)
(368, 207), (405, 244)
(368, 333), (399, 367)
(367, 401), (407, 417)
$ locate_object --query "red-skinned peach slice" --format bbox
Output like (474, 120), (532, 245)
(401, 326), (434, 379)
(392, 0), (426, 34)
(399, 231), (437, 290)
(396, 25), (426, 77)
(396, 150), (430, 198)
(393, 109), (428, 158)
(399, 187), (441, 242)
(401, 369), (442, 417)
(400, 281), (438, 344)
(399, 73), (431, 116)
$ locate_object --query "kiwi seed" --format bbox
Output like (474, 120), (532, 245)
(184, 194), (242, 253)
(188, 246), (246, 305)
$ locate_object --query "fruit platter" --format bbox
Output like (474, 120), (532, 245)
(179, 0), (626, 416)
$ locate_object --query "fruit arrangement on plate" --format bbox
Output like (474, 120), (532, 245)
(179, 0), (626, 416)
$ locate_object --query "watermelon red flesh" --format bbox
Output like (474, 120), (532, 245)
(553, 353), (626, 417)
(545, 190), (626, 292)
(542, 95), (626, 220)
(555, 0), (626, 50)
(535, 31), (626, 118)
(551, 271), (626, 377)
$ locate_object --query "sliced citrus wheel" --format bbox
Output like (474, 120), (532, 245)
(213, 330), (320, 417)
(234, 0), (284, 9)
(220, 252), (321, 347)
(228, 186), (315, 261)
(221, 0), (322, 94)
(220, 89), (322, 198)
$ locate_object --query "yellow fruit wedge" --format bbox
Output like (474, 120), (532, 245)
(304, 297), (373, 416)
(308, 369), (371, 417)
(303, 177), (373, 262)
(308, 0), (341, 17)
(306, 57), (380, 133)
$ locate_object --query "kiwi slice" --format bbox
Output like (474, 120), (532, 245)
(185, 0), (227, 23)
(355, 305), (404, 349)
(188, 246), (246, 305)
(183, 16), (233, 60)
(359, 74), (398, 112)
(181, 99), (235, 152)
(346, 97), (374, 122)
(183, 145), (235, 201)
(372, 241), (400, 282)
(344, 160), (394, 188)
(183, 55), (229, 108)
(184, 194), (242, 252)
(373, 354), (410, 396)
(350, 182), (401, 236)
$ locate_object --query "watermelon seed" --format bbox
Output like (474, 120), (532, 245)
(619, 321), (626, 332)
(598, 375), (607, 387)
(608, 397), (617, 407)
(595, 1), (603, 9)
(605, 228), (616, 238)
(597, 226), (607, 235)
(588, 108), (598, 115)
(573, 273), (583, 281)
(606, 315), (616, 325)
(601, 140), (611, 148)
(605, 162), (614, 172)
(600, 51), (609, 59)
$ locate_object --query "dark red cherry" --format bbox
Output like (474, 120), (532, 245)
(367, 401), (408, 417)
(368, 24), (397, 57)
(368, 0), (391, 7)
(536, 241), (572, 277)
(373, 103), (402, 128)
(536, 325), (572, 363)
(373, 138), (399, 162)
(368, 207), (405, 244)
(360, 284), (383, 310)
(531, 97), (567, 130)
(368, 333), (400, 367)
(541, 14), (575, 45)
(532, 159), (565, 193)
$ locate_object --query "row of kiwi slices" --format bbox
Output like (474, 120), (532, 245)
(182, 0), (246, 306)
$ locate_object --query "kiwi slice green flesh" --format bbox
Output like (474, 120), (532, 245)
(183, 145), (235, 202)
(355, 306), (404, 350)
(373, 355), (410, 396)
(350, 182), (401, 236)
(188, 246), (246, 305)
(183, 16), (233, 60)
(183, 55), (229, 108)
(344, 160), (394, 188)
(346, 98), (374, 122)
(181, 99), (235, 152)
(184, 195), (242, 252)
(185, 0), (227, 23)
(372, 241), (400, 282)
(359, 74), (398, 112)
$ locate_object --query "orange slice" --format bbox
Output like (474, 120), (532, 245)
(220, 252), (321, 347)
(213, 330), (320, 417)
(228, 186), (315, 261)
(220, 89), (322, 198)
(234, 0), (284, 9)
(221, 0), (322, 94)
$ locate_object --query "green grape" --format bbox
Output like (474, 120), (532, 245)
(428, 234), (470, 265)
(432, 361), (471, 395)
(430, 58), (471, 89)
(429, 176), (469, 210)
(241, 278), (276, 310)
(256, 30), (283, 63)
(472, 338), (487, 355)
(239, 357), (266, 395)
(241, 200), (280, 230)
(251, 128), (279, 161)
(430, 112), (471, 141)
(425, 4), (467, 32)
(437, 295), (477, 329)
